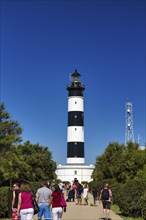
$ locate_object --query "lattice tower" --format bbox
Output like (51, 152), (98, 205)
(125, 101), (134, 143)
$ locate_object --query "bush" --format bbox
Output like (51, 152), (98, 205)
(0, 186), (11, 218)
(88, 178), (119, 200)
(29, 181), (42, 194)
(115, 180), (146, 217)
(89, 179), (146, 218)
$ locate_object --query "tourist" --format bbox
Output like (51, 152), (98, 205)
(99, 183), (113, 220)
(76, 182), (83, 205)
(12, 182), (20, 220)
(82, 184), (89, 205)
(50, 183), (66, 220)
(92, 187), (98, 206)
(35, 181), (52, 220)
(17, 183), (34, 220)
(65, 183), (71, 196)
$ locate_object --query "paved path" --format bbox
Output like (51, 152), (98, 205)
(62, 193), (123, 220)
(34, 193), (123, 220)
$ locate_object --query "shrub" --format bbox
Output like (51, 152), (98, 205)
(89, 179), (146, 218)
(0, 186), (11, 218)
(116, 180), (146, 217)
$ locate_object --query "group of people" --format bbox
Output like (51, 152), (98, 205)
(66, 180), (112, 219)
(66, 180), (89, 205)
(11, 181), (66, 220)
(66, 180), (112, 220)
(12, 180), (112, 220)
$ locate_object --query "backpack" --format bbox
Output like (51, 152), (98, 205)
(101, 188), (110, 200)
(78, 185), (83, 195)
(79, 187), (83, 194)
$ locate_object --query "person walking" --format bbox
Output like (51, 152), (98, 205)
(92, 187), (98, 206)
(17, 183), (34, 220)
(99, 183), (113, 220)
(12, 182), (20, 220)
(66, 183), (71, 197)
(35, 181), (52, 220)
(50, 183), (66, 220)
(82, 184), (89, 205)
(76, 182), (83, 205)
(67, 188), (75, 202)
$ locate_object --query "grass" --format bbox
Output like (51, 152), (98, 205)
(111, 204), (122, 215)
(111, 204), (143, 220)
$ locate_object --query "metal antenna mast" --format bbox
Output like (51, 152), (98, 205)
(125, 101), (134, 143)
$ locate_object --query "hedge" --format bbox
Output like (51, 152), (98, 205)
(89, 179), (146, 218)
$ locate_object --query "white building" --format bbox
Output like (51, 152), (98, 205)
(56, 164), (94, 183)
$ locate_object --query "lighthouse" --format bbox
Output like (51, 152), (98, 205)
(56, 70), (94, 183)
(67, 70), (85, 164)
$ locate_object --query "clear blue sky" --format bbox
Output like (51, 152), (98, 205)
(1, 0), (145, 165)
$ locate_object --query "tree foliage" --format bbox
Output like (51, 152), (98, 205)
(0, 103), (57, 184)
(91, 141), (146, 217)
(0, 103), (22, 151)
(115, 180), (146, 217)
(92, 142), (146, 183)
(0, 141), (57, 183)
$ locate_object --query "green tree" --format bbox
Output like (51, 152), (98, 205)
(0, 141), (57, 182)
(121, 142), (146, 182)
(0, 103), (22, 151)
(92, 142), (146, 183)
(17, 141), (57, 181)
(92, 142), (125, 182)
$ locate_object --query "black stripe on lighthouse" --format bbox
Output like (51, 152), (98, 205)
(67, 142), (84, 157)
(68, 111), (84, 126)
(68, 90), (83, 97)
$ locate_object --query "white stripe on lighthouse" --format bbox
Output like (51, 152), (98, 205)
(67, 157), (85, 164)
(68, 97), (84, 112)
(67, 126), (84, 142)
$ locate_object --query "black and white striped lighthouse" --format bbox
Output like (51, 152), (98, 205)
(66, 70), (85, 164)
(56, 70), (94, 182)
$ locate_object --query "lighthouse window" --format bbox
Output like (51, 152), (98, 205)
(74, 115), (77, 118)
(75, 142), (77, 145)
(75, 128), (77, 131)
(75, 101), (77, 104)
(74, 170), (77, 175)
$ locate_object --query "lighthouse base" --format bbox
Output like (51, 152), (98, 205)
(56, 164), (95, 183)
